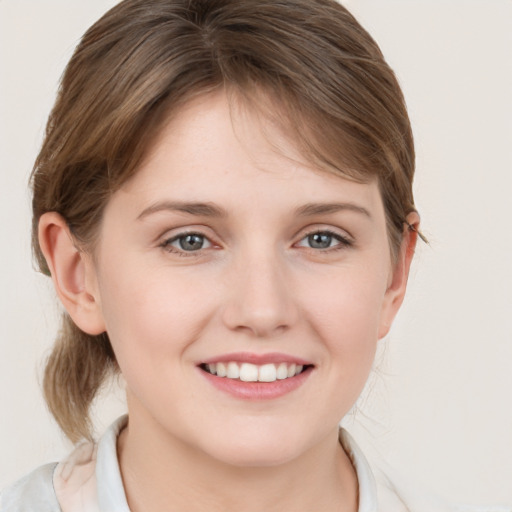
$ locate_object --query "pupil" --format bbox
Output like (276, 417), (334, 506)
(180, 234), (203, 251)
(309, 233), (331, 249)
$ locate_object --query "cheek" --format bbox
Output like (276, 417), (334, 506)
(304, 264), (387, 337)
(300, 266), (388, 377)
(95, 264), (217, 371)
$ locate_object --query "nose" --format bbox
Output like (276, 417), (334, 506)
(221, 249), (299, 338)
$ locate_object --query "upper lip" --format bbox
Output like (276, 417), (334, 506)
(200, 352), (313, 366)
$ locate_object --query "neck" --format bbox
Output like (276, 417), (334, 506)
(117, 413), (358, 512)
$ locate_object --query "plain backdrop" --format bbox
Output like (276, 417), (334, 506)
(1, 0), (511, 507)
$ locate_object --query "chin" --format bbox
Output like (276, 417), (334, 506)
(198, 423), (311, 468)
(211, 442), (301, 468)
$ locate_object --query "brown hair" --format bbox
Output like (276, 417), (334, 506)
(32, 0), (417, 442)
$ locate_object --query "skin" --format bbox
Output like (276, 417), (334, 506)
(40, 91), (418, 512)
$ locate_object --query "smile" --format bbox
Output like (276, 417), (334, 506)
(198, 352), (314, 399)
(202, 362), (307, 382)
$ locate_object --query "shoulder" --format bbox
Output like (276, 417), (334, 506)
(374, 466), (455, 512)
(1, 416), (129, 512)
(340, 428), (510, 512)
(1, 463), (61, 512)
(374, 462), (512, 512)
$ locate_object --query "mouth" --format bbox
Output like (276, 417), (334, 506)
(199, 361), (313, 383)
(197, 352), (315, 399)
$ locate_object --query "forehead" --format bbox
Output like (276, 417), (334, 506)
(126, 90), (378, 199)
(106, 90), (386, 235)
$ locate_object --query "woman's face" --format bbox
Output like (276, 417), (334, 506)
(84, 91), (410, 466)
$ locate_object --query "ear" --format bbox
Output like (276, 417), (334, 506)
(38, 212), (106, 335)
(378, 212), (420, 339)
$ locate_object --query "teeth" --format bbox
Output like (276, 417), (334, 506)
(240, 363), (259, 382)
(216, 362), (227, 377)
(227, 362), (240, 379)
(258, 364), (277, 382)
(204, 361), (307, 382)
(276, 363), (288, 380)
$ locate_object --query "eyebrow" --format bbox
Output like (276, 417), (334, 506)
(295, 202), (371, 218)
(137, 200), (371, 220)
(137, 201), (228, 220)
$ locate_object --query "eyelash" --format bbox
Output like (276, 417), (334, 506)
(296, 229), (353, 252)
(160, 231), (213, 257)
(160, 229), (353, 257)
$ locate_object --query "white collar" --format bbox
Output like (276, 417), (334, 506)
(339, 428), (379, 512)
(55, 415), (379, 512)
(96, 415), (131, 511)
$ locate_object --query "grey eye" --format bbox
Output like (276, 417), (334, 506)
(296, 230), (351, 251)
(177, 234), (207, 251)
(307, 232), (335, 249)
(161, 232), (213, 254)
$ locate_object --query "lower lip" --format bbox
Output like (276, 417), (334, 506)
(199, 366), (313, 400)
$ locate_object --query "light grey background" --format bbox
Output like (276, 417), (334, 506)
(1, 0), (511, 506)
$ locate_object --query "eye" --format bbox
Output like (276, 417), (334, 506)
(296, 230), (351, 250)
(162, 232), (212, 253)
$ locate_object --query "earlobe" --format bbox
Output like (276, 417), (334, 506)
(378, 212), (420, 339)
(38, 212), (106, 335)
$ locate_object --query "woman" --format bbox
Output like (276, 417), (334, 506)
(1, 0), (508, 510)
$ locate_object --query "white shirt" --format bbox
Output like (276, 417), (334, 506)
(1, 416), (508, 511)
